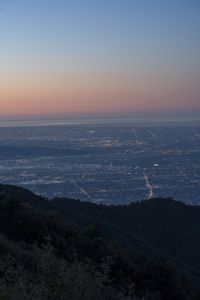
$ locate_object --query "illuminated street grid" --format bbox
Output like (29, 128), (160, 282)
(0, 123), (200, 204)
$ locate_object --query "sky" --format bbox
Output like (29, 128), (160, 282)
(0, 0), (199, 116)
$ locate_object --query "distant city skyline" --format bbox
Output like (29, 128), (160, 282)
(0, 0), (199, 116)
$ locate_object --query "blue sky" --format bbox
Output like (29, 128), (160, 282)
(0, 0), (199, 115)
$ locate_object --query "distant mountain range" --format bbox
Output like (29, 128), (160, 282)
(0, 184), (200, 299)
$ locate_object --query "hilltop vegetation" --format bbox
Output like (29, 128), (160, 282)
(0, 184), (200, 299)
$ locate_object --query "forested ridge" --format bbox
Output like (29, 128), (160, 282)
(0, 184), (200, 299)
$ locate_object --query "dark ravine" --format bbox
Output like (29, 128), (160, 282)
(0, 184), (200, 299)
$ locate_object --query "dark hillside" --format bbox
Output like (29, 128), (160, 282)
(52, 197), (200, 279)
(0, 184), (200, 299)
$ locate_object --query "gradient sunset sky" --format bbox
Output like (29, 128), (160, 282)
(0, 0), (199, 116)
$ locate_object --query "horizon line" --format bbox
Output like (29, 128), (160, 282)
(0, 109), (200, 120)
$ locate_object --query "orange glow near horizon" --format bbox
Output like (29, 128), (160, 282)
(1, 72), (199, 116)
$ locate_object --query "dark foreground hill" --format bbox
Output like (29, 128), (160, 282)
(0, 184), (200, 300)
